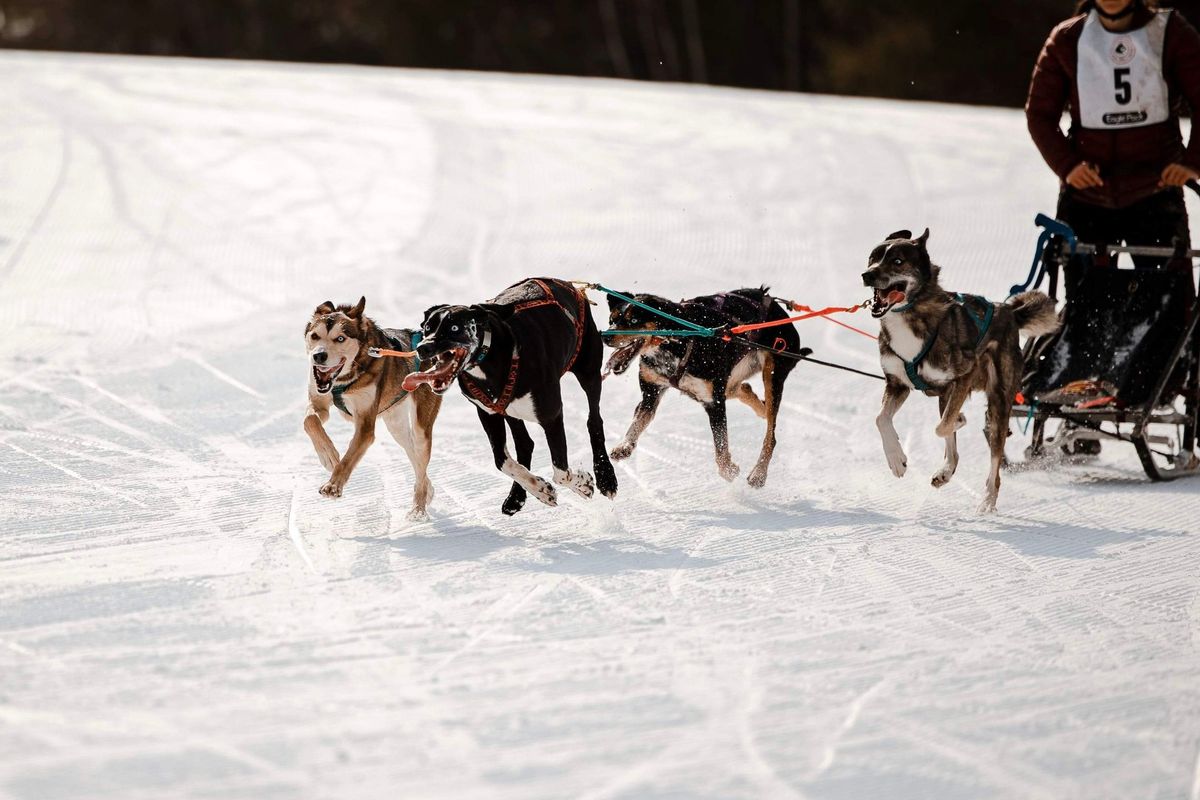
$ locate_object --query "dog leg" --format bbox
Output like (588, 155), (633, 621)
(478, 408), (555, 510)
(320, 412), (376, 497)
(877, 379), (911, 478)
(979, 378), (1014, 513)
(383, 401), (435, 521)
(747, 356), (781, 487)
(934, 382), (971, 439)
(503, 418), (535, 515)
(735, 382), (768, 420)
(612, 376), (665, 461)
(931, 393), (960, 488)
(542, 409), (594, 500)
(303, 402), (341, 473)
(704, 387), (739, 481)
(577, 372), (618, 498)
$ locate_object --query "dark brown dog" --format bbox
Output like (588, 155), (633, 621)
(303, 297), (442, 520)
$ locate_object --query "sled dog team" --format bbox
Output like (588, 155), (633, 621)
(303, 230), (1060, 517)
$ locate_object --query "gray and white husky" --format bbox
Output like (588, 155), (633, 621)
(862, 229), (1059, 512)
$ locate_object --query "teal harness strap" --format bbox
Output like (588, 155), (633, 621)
(954, 293), (994, 338)
(379, 329), (417, 412)
(902, 294), (994, 391)
(601, 328), (716, 338)
(595, 285), (718, 336)
(331, 383), (352, 415)
(904, 335), (940, 391)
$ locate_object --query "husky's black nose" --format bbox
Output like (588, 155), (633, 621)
(861, 270), (876, 285)
(312, 351), (328, 365)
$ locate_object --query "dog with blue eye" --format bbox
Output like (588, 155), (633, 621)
(303, 297), (442, 520)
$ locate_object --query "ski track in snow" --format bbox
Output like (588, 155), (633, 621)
(1, 52), (1199, 799)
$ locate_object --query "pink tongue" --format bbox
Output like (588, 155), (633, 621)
(402, 356), (460, 392)
(402, 373), (435, 392)
(887, 289), (906, 305)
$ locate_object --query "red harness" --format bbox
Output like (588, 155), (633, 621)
(459, 279), (587, 415)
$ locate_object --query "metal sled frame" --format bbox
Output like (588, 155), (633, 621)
(1013, 234), (1200, 481)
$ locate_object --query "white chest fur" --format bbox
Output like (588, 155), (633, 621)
(330, 383), (377, 418)
(469, 391), (537, 421)
(881, 314), (953, 387)
(882, 314), (924, 361)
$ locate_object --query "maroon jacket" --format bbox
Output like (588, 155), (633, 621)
(1026, 7), (1200, 208)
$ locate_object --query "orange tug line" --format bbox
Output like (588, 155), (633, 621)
(725, 301), (878, 341)
(370, 348), (419, 358)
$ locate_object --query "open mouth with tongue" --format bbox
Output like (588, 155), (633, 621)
(603, 338), (648, 377)
(402, 347), (469, 394)
(870, 284), (909, 318)
(312, 358), (346, 393)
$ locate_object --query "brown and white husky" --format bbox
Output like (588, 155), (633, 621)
(303, 297), (442, 520)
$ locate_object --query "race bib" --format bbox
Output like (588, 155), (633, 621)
(1077, 9), (1170, 129)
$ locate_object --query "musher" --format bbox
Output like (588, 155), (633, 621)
(1026, 0), (1200, 274)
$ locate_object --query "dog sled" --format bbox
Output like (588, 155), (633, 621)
(1012, 212), (1200, 481)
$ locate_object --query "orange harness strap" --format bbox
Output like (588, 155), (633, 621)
(727, 301), (878, 341)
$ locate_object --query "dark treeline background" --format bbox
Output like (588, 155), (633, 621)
(3, 1), (1200, 107)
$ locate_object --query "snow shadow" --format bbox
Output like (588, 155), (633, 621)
(929, 517), (1185, 560)
(350, 527), (720, 575)
(667, 499), (899, 532)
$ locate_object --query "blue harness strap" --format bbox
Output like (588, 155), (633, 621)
(902, 294), (994, 391)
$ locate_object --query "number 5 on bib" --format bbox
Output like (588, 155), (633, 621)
(1077, 9), (1171, 129)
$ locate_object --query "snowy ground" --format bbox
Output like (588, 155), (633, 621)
(2, 51), (1199, 799)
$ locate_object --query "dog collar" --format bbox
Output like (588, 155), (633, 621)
(472, 329), (492, 364)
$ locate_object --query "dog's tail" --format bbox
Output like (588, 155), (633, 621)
(1007, 291), (1059, 337)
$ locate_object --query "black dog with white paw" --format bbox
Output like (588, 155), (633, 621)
(404, 278), (618, 515)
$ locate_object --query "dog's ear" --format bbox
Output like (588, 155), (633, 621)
(314, 300), (335, 315)
(915, 229), (934, 276)
(606, 292), (630, 313)
(346, 296), (366, 319)
(885, 229), (912, 242)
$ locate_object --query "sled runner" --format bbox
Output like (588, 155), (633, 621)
(1013, 214), (1200, 481)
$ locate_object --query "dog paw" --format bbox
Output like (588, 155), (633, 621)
(501, 492), (526, 516)
(555, 468), (595, 499)
(884, 447), (907, 478)
(931, 467), (955, 488)
(406, 507), (430, 522)
(595, 461), (618, 498)
(747, 467), (768, 488)
(530, 478), (557, 507)
(319, 480), (344, 498)
(718, 461), (740, 482)
(610, 441), (635, 460)
(977, 496), (998, 514)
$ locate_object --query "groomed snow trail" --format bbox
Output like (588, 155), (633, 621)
(1, 52), (1198, 800)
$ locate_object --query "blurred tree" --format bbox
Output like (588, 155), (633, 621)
(2, 0), (1195, 107)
